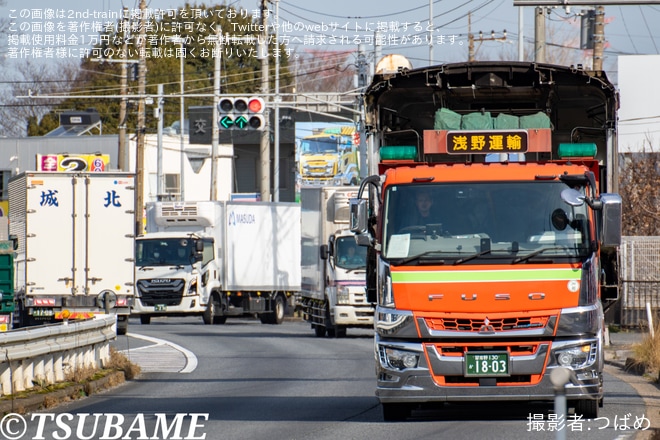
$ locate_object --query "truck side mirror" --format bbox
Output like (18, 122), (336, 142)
(193, 240), (204, 262)
(320, 244), (329, 260)
(600, 193), (622, 247)
(350, 198), (368, 234)
(9, 234), (18, 250)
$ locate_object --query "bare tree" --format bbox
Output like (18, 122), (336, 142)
(493, 15), (599, 69)
(289, 49), (355, 94)
(619, 137), (660, 236)
(0, 60), (78, 137)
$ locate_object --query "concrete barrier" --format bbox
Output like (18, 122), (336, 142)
(0, 315), (116, 395)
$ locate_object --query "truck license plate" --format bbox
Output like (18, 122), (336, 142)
(465, 352), (509, 377)
(154, 305), (167, 312)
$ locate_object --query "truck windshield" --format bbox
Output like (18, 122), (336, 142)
(335, 236), (367, 270)
(135, 238), (195, 266)
(382, 182), (591, 263)
(300, 138), (339, 154)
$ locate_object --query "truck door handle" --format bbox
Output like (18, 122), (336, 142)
(461, 294), (477, 301)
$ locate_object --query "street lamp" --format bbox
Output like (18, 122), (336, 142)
(170, 36), (186, 200)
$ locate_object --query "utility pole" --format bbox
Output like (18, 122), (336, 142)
(273, 0), (281, 202)
(135, 0), (147, 235)
(468, 13), (474, 61)
(534, 6), (546, 63)
(592, 5), (605, 72)
(118, 7), (129, 171)
(468, 15), (507, 61)
(428, 0), (433, 65)
(157, 84), (164, 200)
(259, 0), (271, 201)
(357, 44), (368, 181)
(178, 38), (186, 201)
(210, 31), (221, 201)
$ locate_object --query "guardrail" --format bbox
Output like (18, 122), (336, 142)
(0, 315), (116, 396)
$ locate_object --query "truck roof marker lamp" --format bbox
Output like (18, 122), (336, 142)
(379, 145), (417, 161)
(558, 143), (597, 159)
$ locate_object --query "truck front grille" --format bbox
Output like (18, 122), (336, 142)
(426, 315), (550, 332)
(136, 279), (185, 306)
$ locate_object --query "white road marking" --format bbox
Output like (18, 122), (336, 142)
(120, 333), (198, 373)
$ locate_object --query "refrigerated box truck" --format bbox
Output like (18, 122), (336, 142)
(300, 186), (373, 337)
(133, 201), (301, 325)
(9, 172), (135, 335)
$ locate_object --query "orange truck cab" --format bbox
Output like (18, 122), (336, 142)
(350, 61), (622, 421)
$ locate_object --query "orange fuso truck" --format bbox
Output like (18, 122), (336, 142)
(350, 60), (622, 421)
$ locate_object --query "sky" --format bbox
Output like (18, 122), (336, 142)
(1, 0), (660, 148)
(2, 0), (660, 83)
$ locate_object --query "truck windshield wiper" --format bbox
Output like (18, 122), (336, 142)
(512, 247), (568, 264)
(454, 249), (491, 265)
(397, 251), (446, 265)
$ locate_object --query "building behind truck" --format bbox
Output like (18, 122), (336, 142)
(133, 201), (301, 325)
(300, 186), (374, 337)
(350, 60), (621, 421)
(298, 126), (360, 186)
(9, 172), (135, 335)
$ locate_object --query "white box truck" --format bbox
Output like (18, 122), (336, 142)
(300, 186), (374, 337)
(133, 201), (301, 325)
(8, 172), (136, 335)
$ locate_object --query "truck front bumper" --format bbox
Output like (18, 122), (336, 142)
(375, 335), (603, 404)
(333, 304), (374, 327)
(132, 296), (206, 315)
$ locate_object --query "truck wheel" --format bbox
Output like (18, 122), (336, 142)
(140, 315), (151, 325)
(272, 294), (285, 324)
(314, 325), (326, 337)
(203, 294), (227, 325)
(117, 316), (129, 335)
(572, 399), (598, 419)
(382, 403), (412, 422)
(203, 298), (217, 325)
(260, 294), (286, 325)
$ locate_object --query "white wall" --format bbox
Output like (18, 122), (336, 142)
(128, 134), (234, 202)
(618, 55), (660, 153)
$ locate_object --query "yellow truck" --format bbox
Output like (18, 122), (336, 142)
(298, 126), (360, 186)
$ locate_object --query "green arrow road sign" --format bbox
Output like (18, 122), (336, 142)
(235, 115), (248, 129)
(219, 115), (234, 129)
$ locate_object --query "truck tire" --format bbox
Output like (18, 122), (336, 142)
(117, 316), (129, 335)
(140, 315), (151, 325)
(260, 294), (286, 325)
(572, 399), (598, 419)
(203, 293), (227, 325)
(314, 325), (326, 337)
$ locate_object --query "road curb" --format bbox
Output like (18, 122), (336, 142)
(0, 370), (126, 415)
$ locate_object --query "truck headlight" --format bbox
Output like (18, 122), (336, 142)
(337, 286), (350, 304)
(555, 343), (596, 369)
(379, 346), (420, 370)
(187, 278), (197, 296)
(380, 271), (394, 307)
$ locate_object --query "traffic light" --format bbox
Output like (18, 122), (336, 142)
(217, 97), (265, 130)
(246, 97), (265, 131)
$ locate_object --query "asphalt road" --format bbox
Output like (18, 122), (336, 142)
(9, 316), (656, 440)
